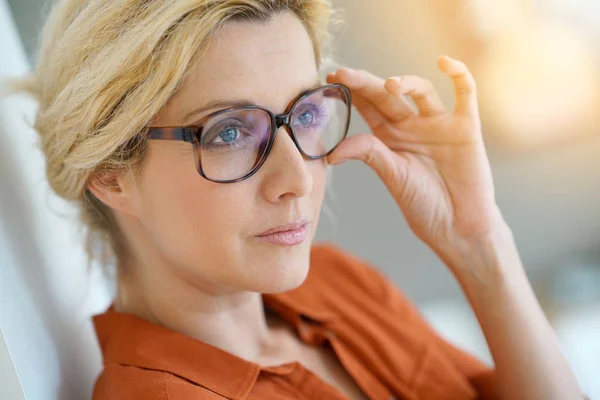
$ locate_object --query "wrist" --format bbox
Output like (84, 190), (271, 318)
(434, 217), (523, 289)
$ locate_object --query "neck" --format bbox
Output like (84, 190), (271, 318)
(111, 211), (301, 364)
(114, 249), (289, 364)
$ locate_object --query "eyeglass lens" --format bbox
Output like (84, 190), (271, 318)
(197, 86), (349, 181)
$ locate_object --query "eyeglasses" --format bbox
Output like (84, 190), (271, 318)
(146, 84), (351, 183)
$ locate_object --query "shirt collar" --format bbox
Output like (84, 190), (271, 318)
(94, 308), (260, 399)
(93, 292), (336, 400)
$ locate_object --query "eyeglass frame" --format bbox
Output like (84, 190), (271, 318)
(145, 83), (352, 184)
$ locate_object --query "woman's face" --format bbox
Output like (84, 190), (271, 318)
(129, 12), (327, 293)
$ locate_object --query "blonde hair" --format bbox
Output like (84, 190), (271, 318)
(4, 0), (342, 270)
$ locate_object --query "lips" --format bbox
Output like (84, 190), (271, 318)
(254, 219), (310, 246)
(255, 219), (310, 237)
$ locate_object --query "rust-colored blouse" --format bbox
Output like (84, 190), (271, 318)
(92, 244), (497, 399)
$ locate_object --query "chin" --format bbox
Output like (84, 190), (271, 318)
(247, 241), (312, 293)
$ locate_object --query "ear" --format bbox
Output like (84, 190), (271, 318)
(87, 170), (139, 217)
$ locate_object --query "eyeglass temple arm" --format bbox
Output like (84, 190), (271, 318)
(146, 127), (197, 143)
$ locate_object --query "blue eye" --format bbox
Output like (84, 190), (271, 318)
(297, 110), (315, 125)
(218, 127), (239, 143)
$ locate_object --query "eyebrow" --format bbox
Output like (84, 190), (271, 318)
(182, 78), (324, 124)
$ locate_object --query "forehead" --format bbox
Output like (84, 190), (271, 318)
(172, 12), (319, 118)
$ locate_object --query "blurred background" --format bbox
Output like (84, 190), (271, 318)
(1, 0), (599, 399)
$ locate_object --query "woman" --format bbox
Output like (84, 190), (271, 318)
(9, 0), (583, 399)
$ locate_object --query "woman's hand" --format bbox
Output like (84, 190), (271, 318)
(327, 57), (585, 400)
(326, 56), (503, 270)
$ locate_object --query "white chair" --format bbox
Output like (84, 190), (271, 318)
(0, 1), (111, 398)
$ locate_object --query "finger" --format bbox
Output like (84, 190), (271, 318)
(328, 68), (416, 121)
(327, 134), (407, 184)
(351, 95), (388, 131)
(384, 75), (446, 117)
(329, 71), (406, 130)
(329, 72), (389, 130)
(437, 55), (478, 116)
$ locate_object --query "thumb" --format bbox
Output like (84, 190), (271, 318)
(327, 134), (406, 184)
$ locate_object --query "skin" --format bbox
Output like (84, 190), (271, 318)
(90, 11), (582, 400)
(91, 11), (327, 363)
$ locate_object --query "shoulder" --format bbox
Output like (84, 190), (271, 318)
(308, 244), (498, 397)
(306, 242), (410, 312)
(93, 365), (222, 400)
(309, 242), (398, 300)
(93, 365), (170, 400)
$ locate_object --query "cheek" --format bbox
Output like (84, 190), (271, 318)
(129, 144), (328, 292)
(310, 159), (328, 210)
(136, 145), (247, 264)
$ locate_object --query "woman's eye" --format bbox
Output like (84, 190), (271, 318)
(217, 127), (239, 143)
(297, 110), (315, 125)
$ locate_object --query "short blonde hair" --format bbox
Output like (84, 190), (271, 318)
(4, 0), (342, 269)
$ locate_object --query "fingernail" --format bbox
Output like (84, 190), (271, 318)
(389, 76), (402, 85)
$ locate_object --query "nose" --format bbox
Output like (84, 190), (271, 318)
(259, 126), (313, 203)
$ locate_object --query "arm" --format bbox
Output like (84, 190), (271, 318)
(326, 54), (583, 400)
(437, 221), (582, 400)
